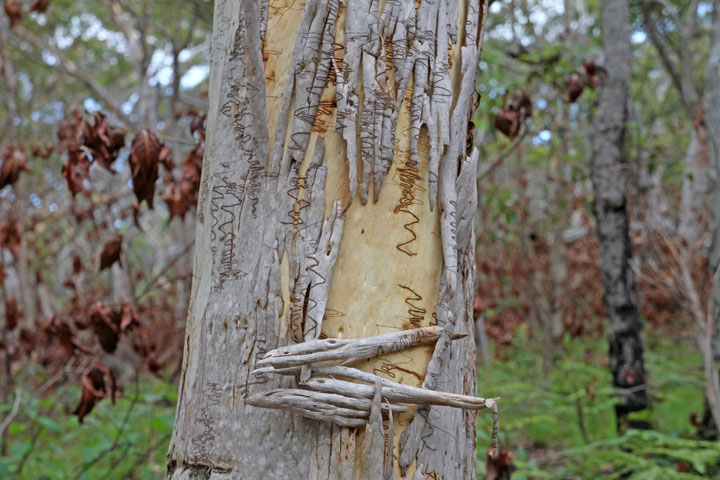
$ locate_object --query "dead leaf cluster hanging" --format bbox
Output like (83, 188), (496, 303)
(494, 90), (533, 139)
(131, 306), (174, 375)
(58, 108), (127, 196)
(162, 142), (204, 220)
(43, 314), (91, 356)
(565, 60), (603, 103)
(485, 448), (515, 480)
(0, 147), (30, 189)
(88, 300), (138, 353)
(81, 112), (127, 173)
(73, 363), (119, 423)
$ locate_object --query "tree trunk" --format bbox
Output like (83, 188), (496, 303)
(708, 0), (720, 357)
(703, 4), (720, 439)
(678, 126), (710, 247)
(590, 0), (648, 426)
(167, 1), (488, 478)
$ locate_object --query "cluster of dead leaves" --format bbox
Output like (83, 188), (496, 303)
(162, 110), (206, 220)
(58, 109), (127, 196)
(485, 448), (515, 480)
(87, 301), (138, 353)
(494, 90), (533, 139)
(4, 0), (50, 27)
(0, 106), (201, 424)
(565, 60), (602, 103)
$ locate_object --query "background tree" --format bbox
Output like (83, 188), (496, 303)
(590, 0), (649, 424)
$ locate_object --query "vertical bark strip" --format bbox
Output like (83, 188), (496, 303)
(167, 1), (487, 478)
(590, 0), (648, 424)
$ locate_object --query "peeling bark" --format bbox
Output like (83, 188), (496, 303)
(590, 0), (648, 424)
(167, 1), (489, 478)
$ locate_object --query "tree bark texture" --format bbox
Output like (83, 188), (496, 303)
(703, 3), (720, 438)
(590, 0), (648, 422)
(167, 1), (487, 479)
(709, 0), (720, 358)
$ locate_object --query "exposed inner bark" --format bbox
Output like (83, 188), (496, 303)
(167, 1), (488, 478)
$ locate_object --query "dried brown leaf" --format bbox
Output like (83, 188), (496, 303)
(99, 235), (122, 271)
(129, 130), (162, 208)
(0, 147), (30, 189)
(73, 364), (118, 422)
(565, 74), (585, 103)
(0, 220), (21, 256)
(4, 294), (19, 330)
(30, 0), (50, 13)
(4, 0), (22, 27)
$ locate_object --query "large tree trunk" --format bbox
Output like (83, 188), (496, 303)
(590, 0), (649, 426)
(167, 1), (488, 478)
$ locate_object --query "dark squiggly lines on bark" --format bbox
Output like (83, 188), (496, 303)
(396, 284), (426, 328)
(191, 382), (223, 462)
(393, 159), (425, 256)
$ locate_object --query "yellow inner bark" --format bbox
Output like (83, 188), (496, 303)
(263, 1), (467, 476)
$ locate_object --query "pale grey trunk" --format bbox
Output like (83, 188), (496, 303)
(678, 128), (710, 246)
(167, 1), (488, 479)
(709, 1), (720, 357)
(0, 16), (36, 326)
(590, 0), (648, 422)
(704, 5), (720, 436)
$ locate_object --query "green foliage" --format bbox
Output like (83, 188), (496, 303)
(476, 330), (710, 479)
(564, 430), (720, 479)
(0, 375), (176, 479)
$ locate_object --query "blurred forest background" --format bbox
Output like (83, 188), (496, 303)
(1, 0), (719, 478)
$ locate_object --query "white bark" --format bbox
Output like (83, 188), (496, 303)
(167, 1), (489, 478)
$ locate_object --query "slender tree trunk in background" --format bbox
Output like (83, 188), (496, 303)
(0, 16), (35, 326)
(167, 1), (488, 478)
(590, 0), (648, 426)
(707, 3), (720, 359)
(640, 1), (709, 247)
(703, 6), (720, 439)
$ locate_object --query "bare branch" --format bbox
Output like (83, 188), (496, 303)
(258, 326), (468, 369)
(302, 377), (498, 411)
(10, 26), (133, 126)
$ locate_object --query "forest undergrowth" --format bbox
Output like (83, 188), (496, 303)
(0, 323), (711, 479)
(477, 327), (717, 479)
